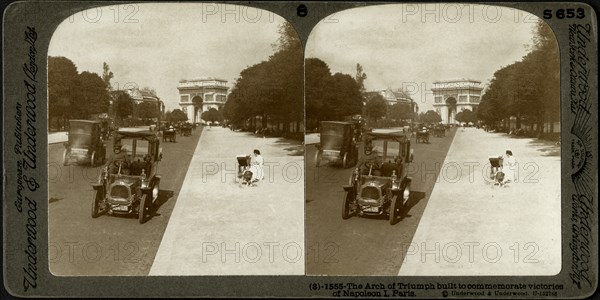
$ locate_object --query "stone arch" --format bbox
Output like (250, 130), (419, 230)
(445, 97), (457, 124)
(191, 96), (203, 123)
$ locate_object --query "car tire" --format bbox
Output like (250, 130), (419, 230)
(342, 191), (355, 220)
(315, 150), (322, 167)
(342, 152), (348, 168)
(62, 149), (69, 166)
(389, 195), (400, 225)
(92, 190), (101, 218)
(90, 151), (96, 167)
(139, 194), (147, 224)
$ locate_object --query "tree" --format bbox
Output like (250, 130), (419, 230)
(366, 95), (388, 125)
(170, 109), (188, 123)
(305, 58), (331, 125)
(322, 73), (363, 120)
(72, 71), (110, 118)
(387, 103), (413, 122)
(114, 93), (134, 122)
(48, 56), (79, 130)
(137, 101), (160, 123)
(201, 108), (223, 123)
(225, 21), (303, 134)
(455, 109), (478, 124)
(355, 63), (367, 94)
(102, 62), (114, 91)
(420, 110), (442, 123)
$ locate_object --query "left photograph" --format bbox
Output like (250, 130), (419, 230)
(48, 3), (304, 276)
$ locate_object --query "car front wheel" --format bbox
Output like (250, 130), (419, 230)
(389, 195), (400, 225)
(92, 190), (102, 218)
(342, 191), (356, 220)
(139, 194), (147, 224)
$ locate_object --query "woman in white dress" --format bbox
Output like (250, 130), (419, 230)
(503, 150), (516, 183)
(250, 149), (264, 181)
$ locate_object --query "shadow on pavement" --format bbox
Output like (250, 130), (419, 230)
(151, 190), (175, 216)
(401, 191), (426, 219)
(527, 140), (561, 157)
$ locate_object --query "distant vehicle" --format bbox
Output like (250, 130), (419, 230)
(92, 129), (162, 223)
(180, 123), (192, 136)
(433, 124), (446, 137)
(63, 120), (107, 167)
(162, 126), (176, 142)
(415, 127), (430, 144)
(315, 121), (359, 168)
(342, 132), (413, 225)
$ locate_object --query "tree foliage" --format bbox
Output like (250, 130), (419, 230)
(48, 56), (79, 127)
(455, 109), (477, 124)
(366, 95), (388, 121)
(102, 62), (114, 90)
(114, 93), (134, 121)
(355, 63), (367, 94)
(224, 21), (302, 133)
(387, 103), (413, 121)
(477, 20), (559, 133)
(137, 101), (160, 121)
(305, 58), (363, 124)
(169, 109), (188, 123)
(201, 108), (223, 123)
(418, 110), (442, 123)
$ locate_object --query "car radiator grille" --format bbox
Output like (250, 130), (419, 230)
(360, 186), (381, 202)
(110, 186), (131, 202)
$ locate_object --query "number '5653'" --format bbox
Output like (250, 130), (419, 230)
(543, 8), (585, 19)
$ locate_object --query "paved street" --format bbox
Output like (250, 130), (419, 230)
(306, 127), (457, 275)
(149, 127), (304, 275)
(398, 127), (561, 276)
(49, 127), (203, 275)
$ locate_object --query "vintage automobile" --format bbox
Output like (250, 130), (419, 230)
(342, 132), (413, 225)
(63, 120), (107, 167)
(162, 127), (177, 142)
(433, 124), (446, 137)
(315, 121), (359, 168)
(180, 123), (193, 136)
(415, 128), (430, 143)
(91, 130), (162, 223)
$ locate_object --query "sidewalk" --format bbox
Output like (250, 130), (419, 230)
(149, 127), (304, 275)
(399, 127), (561, 276)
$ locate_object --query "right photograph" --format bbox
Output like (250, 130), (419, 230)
(305, 4), (561, 276)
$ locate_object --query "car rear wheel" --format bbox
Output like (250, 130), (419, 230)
(342, 191), (356, 220)
(91, 190), (101, 218)
(139, 194), (147, 224)
(90, 151), (96, 167)
(389, 195), (400, 225)
(62, 149), (69, 166)
(315, 150), (322, 167)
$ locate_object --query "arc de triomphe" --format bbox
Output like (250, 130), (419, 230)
(431, 79), (482, 124)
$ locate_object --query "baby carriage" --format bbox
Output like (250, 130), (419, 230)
(236, 155), (253, 184)
(488, 156), (505, 186)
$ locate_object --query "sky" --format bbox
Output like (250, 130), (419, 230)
(49, 3), (284, 110)
(49, 3), (545, 113)
(306, 4), (543, 112)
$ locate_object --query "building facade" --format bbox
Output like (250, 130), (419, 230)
(431, 79), (482, 124)
(177, 77), (228, 123)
